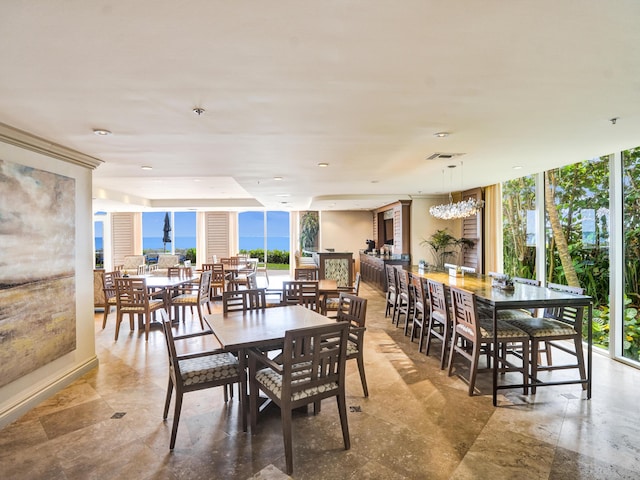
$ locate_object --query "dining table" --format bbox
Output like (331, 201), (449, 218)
(129, 274), (199, 322)
(409, 267), (593, 406)
(203, 305), (335, 431)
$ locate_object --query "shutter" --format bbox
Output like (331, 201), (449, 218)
(112, 212), (135, 266)
(461, 188), (483, 272)
(206, 212), (230, 261)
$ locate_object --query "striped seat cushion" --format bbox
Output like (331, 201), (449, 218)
(505, 318), (577, 337)
(478, 305), (533, 320)
(171, 294), (197, 304)
(120, 299), (164, 312)
(476, 319), (529, 339)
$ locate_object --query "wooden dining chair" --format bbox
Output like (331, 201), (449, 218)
(294, 267), (318, 281)
(324, 272), (361, 316)
(384, 264), (399, 321)
(505, 283), (587, 394)
(447, 286), (530, 396)
(222, 288), (267, 313)
(247, 321), (350, 475)
(101, 270), (121, 329)
(114, 277), (166, 341)
(161, 312), (241, 450)
(202, 263), (226, 299)
(282, 281), (320, 312)
(169, 270), (212, 329)
(394, 268), (413, 335)
(409, 273), (429, 352)
(424, 279), (451, 369)
(335, 293), (369, 397)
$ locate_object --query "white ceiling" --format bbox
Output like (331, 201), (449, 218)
(2, 1), (639, 212)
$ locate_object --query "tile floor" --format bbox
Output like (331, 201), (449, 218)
(1, 277), (639, 479)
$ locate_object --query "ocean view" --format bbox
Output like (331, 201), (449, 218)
(94, 236), (290, 251)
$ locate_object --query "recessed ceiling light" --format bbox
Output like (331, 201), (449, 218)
(141, 165), (153, 170)
(193, 107), (205, 115)
(513, 165), (523, 170)
(93, 129), (112, 136)
(273, 176), (283, 181)
(371, 180), (379, 184)
(317, 162), (329, 167)
(434, 132), (449, 138)
(276, 194), (290, 197)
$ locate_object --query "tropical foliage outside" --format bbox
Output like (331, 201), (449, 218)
(502, 147), (640, 361)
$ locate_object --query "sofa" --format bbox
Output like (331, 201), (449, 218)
(151, 254), (181, 276)
(121, 255), (146, 275)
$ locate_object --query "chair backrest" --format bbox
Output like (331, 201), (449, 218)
(295, 268), (319, 280)
(352, 272), (361, 295)
(246, 272), (258, 289)
(209, 263), (226, 285)
(385, 264), (397, 293)
(198, 270), (212, 302)
(409, 273), (426, 312)
(136, 264), (147, 275)
(282, 281), (320, 311)
(336, 293), (367, 333)
(102, 271), (118, 301)
(223, 288), (267, 313)
(396, 269), (411, 299)
(201, 263), (215, 272)
(449, 286), (479, 343)
(167, 267), (182, 278)
(544, 283), (585, 327)
(513, 276), (541, 286)
(427, 279), (448, 324)
(280, 322), (349, 396)
(115, 277), (150, 309)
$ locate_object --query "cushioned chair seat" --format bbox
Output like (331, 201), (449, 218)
(478, 305), (534, 321)
(177, 352), (239, 386)
(256, 368), (338, 401)
(120, 298), (164, 313)
(477, 318), (530, 339)
(505, 317), (577, 337)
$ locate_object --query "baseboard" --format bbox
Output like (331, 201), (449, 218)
(0, 356), (100, 429)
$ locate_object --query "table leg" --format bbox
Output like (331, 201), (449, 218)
(238, 348), (248, 432)
(492, 308), (498, 406)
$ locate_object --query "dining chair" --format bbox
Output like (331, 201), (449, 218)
(447, 286), (530, 396)
(101, 270), (121, 329)
(222, 288), (267, 313)
(229, 259), (258, 290)
(256, 259), (269, 285)
(282, 281), (320, 312)
(161, 312), (241, 450)
(114, 277), (166, 341)
(384, 264), (399, 321)
(424, 279), (451, 369)
(394, 268), (413, 335)
(203, 263), (226, 299)
(294, 267), (319, 280)
(247, 321), (350, 475)
(335, 293), (369, 397)
(505, 283), (587, 394)
(324, 272), (361, 316)
(169, 270), (212, 329)
(409, 273), (429, 352)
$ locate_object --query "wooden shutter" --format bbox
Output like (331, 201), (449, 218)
(205, 212), (230, 261)
(111, 212), (135, 266)
(461, 188), (483, 272)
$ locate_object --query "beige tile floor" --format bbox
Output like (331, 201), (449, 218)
(1, 278), (639, 479)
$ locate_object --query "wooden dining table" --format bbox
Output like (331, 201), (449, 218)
(129, 274), (199, 322)
(409, 267), (593, 406)
(204, 305), (335, 431)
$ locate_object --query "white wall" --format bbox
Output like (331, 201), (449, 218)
(319, 210), (373, 272)
(0, 133), (99, 428)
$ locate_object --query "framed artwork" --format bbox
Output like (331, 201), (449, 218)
(0, 158), (76, 388)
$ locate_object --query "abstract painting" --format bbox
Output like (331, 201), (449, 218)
(0, 158), (76, 388)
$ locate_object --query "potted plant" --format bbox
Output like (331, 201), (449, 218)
(420, 229), (475, 270)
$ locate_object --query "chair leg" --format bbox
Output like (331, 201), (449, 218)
(573, 336), (588, 391)
(521, 339), (529, 395)
(356, 355), (369, 397)
(102, 305), (110, 329)
(169, 392), (183, 450)
(447, 332), (458, 376)
(336, 393), (351, 450)
(281, 407), (294, 475)
(467, 342), (481, 396)
(196, 304), (204, 329)
(439, 321), (449, 370)
(114, 312), (123, 341)
(163, 377), (174, 419)
(531, 338), (540, 394)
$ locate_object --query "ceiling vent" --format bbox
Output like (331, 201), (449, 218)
(426, 152), (465, 160)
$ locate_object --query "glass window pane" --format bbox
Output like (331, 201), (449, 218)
(623, 147), (640, 361)
(544, 157), (610, 347)
(502, 175), (537, 278)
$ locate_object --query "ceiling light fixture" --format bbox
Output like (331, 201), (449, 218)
(429, 161), (484, 220)
(513, 165), (523, 170)
(273, 176), (283, 181)
(193, 107), (205, 115)
(141, 165), (153, 170)
(317, 162), (329, 167)
(434, 132), (449, 138)
(93, 129), (112, 136)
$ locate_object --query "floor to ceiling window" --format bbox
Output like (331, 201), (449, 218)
(502, 175), (537, 278)
(544, 157), (610, 349)
(238, 211), (290, 266)
(622, 147), (640, 361)
(142, 211), (196, 262)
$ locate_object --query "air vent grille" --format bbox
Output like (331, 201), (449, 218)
(426, 153), (465, 160)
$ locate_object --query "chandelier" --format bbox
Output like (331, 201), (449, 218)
(429, 194), (484, 219)
(429, 162), (483, 219)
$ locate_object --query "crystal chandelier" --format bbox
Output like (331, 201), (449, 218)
(429, 194), (484, 219)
